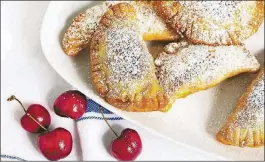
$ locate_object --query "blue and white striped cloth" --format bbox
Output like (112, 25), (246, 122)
(77, 99), (123, 121)
(76, 98), (128, 161)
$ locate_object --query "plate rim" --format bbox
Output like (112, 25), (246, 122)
(40, 1), (264, 160)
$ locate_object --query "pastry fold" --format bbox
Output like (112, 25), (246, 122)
(62, 1), (178, 56)
(90, 3), (170, 112)
(216, 69), (264, 147)
(153, 1), (264, 45)
(155, 41), (260, 108)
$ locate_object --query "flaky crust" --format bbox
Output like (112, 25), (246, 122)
(153, 1), (264, 46)
(155, 41), (260, 105)
(61, 3), (108, 56)
(62, 12), (91, 56)
(90, 3), (170, 112)
(62, 1), (178, 56)
(216, 69), (264, 147)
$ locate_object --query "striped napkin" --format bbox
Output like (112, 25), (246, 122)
(76, 99), (127, 161)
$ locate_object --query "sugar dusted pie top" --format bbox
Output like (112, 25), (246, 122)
(179, 1), (242, 23)
(62, 3), (109, 55)
(106, 1), (169, 34)
(63, 1), (171, 53)
(155, 41), (260, 98)
(235, 71), (264, 129)
(104, 28), (155, 98)
(106, 28), (151, 85)
(154, 1), (264, 45)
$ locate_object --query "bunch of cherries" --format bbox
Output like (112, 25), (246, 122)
(7, 90), (142, 161)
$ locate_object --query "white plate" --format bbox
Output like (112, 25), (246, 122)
(41, 1), (264, 160)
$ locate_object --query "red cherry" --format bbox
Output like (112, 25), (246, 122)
(110, 128), (142, 161)
(98, 106), (142, 161)
(7, 95), (51, 133)
(53, 90), (87, 119)
(37, 127), (73, 161)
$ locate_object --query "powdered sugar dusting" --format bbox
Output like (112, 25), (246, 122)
(106, 1), (169, 34)
(207, 74), (253, 134)
(179, 1), (241, 23)
(105, 28), (153, 97)
(155, 41), (260, 98)
(216, 70), (264, 147)
(235, 71), (264, 129)
(135, 2), (169, 34)
(62, 3), (109, 55)
(106, 28), (150, 82)
(165, 1), (260, 45)
(63, 1), (176, 55)
(84, 4), (108, 30)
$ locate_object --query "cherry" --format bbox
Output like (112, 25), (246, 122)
(99, 107), (142, 161)
(53, 90), (87, 119)
(110, 128), (142, 161)
(7, 95), (51, 133)
(7, 95), (73, 161)
(37, 127), (73, 161)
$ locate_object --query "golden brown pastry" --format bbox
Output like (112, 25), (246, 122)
(155, 41), (260, 106)
(90, 3), (170, 112)
(62, 1), (178, 56)
(216, 69), (264, 147)
(62, 3), (109, 56)
(153, 1), (264, 46)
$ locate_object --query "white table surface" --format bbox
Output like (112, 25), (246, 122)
(1, 1), (219, 161)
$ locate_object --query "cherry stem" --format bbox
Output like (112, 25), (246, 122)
(99, 106), (118, 137)
(7, 95), (27, 113)
(7, 95), (49, 132)
(27, 114), (49, 132)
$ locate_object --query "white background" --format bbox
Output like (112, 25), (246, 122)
(1, 1), (223, 161)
